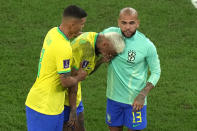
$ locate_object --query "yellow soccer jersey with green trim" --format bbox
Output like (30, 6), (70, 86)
(26, 27), (72, 115)
(64, 32), (99, 106)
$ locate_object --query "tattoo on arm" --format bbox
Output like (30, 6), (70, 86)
(140, 82), (154, 96)
(68, 84), (78, 110)
(68, 86), (78, 96)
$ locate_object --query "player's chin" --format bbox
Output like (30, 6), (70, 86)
(123, 33), (132, 38)
(123, 31), (135, 38)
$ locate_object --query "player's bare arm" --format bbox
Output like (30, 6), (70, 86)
(65, 83), (85, 131)
(65, 86), (79, 130)
(66, 68), (79, 128)
(132, 82), (154, 111)
(60, 66), (87, 88)
(64, 63), (88, 130)
(63, 83), (79, 131)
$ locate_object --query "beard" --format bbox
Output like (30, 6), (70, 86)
(121, 30), (136, 38)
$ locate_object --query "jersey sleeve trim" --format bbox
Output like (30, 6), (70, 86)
(73, 65), (79, 70)
(58, 70), (71, 74)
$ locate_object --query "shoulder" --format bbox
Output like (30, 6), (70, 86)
(50, 27), (71, 48)
(102, 27), (121, 34)
(46, 27), (59, 37)
(135, 30), (156, 49)
(72, 32), (97, 45)
(53, 38), (71, 55)
(44, 27), (72, 56)
(80, 32), (98, 40)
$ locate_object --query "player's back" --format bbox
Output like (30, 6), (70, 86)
(64, 32), (99, 107)
(71, 32), (99, 74)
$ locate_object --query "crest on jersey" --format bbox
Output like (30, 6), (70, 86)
(127, 50), (136, 63)
(63, 59), (70, 68)
(82, 60), (89, 68)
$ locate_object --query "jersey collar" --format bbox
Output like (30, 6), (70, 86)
(94, 33), (100, 56)
(57, 27), (69, 41)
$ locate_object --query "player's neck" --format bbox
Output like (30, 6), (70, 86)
(59, 24), (71, 39)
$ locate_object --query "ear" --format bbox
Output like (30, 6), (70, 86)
(118, 18), (121, 27)
(102, 42), (108, 47)
(137, 20), (140, 28)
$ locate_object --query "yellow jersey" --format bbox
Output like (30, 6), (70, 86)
(64, 32), (99, 106)
(26, 27), (72, 115)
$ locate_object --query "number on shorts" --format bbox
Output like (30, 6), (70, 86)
(132, 111), (142, 123)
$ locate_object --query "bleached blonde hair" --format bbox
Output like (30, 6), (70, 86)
(119, 7), (138, 17)
(103, 32), (125, 53)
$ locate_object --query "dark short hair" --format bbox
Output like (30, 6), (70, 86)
(63, 5), (87, 19)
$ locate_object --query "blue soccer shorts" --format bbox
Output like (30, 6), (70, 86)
(64, 101), (84, 122)
(26, 106), (64, 131)
(106, 98), (147, 130)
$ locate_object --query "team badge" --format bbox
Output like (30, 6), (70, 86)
(127, 50), (136, 63)
(63, 59), (70, 68)
(82, 60), (89, 68)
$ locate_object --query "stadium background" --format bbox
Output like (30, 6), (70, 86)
(0, 0), (196, 130)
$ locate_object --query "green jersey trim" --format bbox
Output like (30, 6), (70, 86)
(72, 66), (79, 70)
(58, 70), (71, 74)
(57, 27), (69, 41)
(94, 33), (99, 49)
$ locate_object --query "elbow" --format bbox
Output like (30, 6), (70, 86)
(156, 70), (161, 78)
(152, 67), (161, 77)
(155, 71), (161, 80)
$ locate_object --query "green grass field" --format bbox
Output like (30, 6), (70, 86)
(0, 0), (197, 130)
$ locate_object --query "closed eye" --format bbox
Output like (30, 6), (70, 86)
(129, 21), (135, 25)
(121, 21), (127, 25)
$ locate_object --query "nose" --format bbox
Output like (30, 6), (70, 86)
(125, 24), (130, 30)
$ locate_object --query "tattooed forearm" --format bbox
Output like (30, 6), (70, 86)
(140, 82), (154, 96)
(68, 88), (78, 96)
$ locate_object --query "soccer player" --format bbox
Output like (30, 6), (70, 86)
(25, 5), (88, 131)
(63, 32), (125, 131)
(102, 7), (161, 131)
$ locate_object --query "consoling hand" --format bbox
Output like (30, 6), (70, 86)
(76, 62), (88, 81)
(66, 108), (79, 129)
(132, 93), (145, 112)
